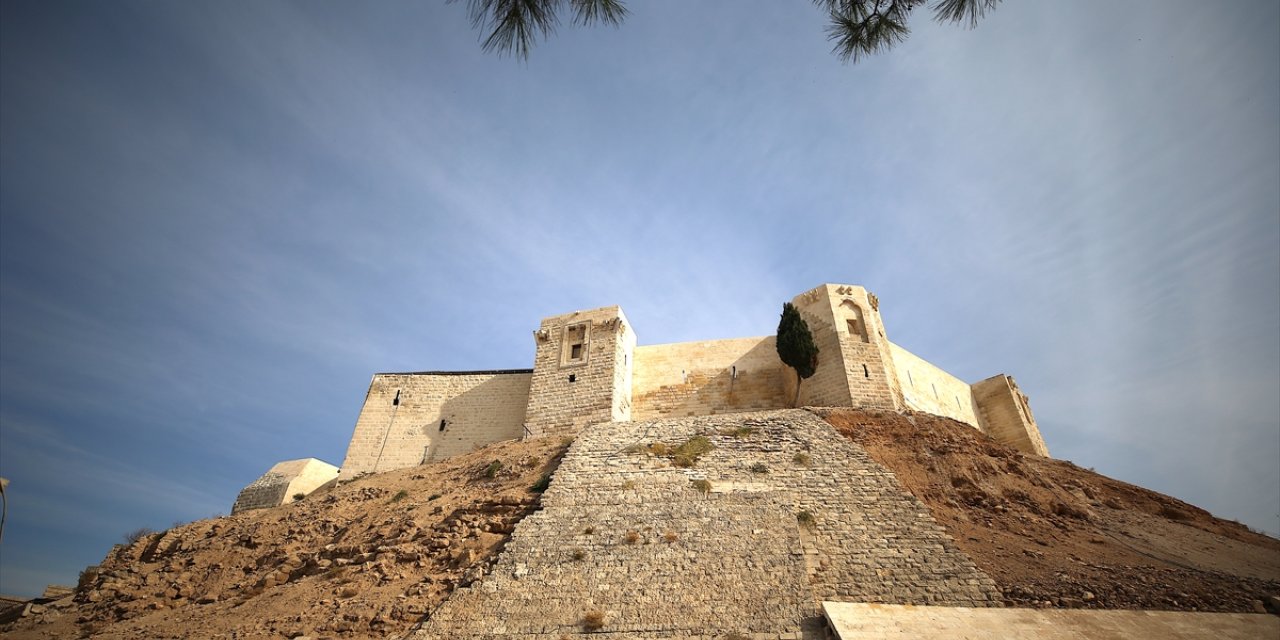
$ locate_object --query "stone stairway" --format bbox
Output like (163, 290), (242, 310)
(408, 409), (1000, 639)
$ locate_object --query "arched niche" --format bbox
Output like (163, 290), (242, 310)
(840, 300), (870, 343)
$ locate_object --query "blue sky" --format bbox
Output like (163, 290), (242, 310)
(1, 0), (1277, 597)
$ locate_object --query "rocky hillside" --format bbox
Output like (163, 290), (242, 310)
(820, 408), (1280, 613)
(2, 436), (571, 640)
(4, 408), (1277, 639)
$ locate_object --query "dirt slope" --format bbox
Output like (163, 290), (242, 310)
(2, 436), (570, 640)
(819, 408), (1280, 613)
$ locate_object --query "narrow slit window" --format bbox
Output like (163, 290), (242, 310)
(862, 364), (869, 378)
(438, 419), (447, 432)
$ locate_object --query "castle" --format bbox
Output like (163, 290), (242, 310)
(233, 282), (1046, 512)
(336, 283), (1048, 479)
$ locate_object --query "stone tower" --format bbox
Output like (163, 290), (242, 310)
(523, 305), (636, 438)
(788, 284), (904, 411)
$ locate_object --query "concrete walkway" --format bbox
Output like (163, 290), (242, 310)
(823, 602), (1280, 639)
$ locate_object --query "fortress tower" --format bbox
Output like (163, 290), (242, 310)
(787, 284), (904, 411)
(523, 305), (636, 438)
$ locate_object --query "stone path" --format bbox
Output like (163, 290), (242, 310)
(409, 409), (1000, 639)
(822, 602), (1280, 639)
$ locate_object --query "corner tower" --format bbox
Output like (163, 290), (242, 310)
(524, 305), (636, 438)
(788, 284), (904, 410)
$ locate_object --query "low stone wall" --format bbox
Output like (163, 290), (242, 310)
(410, 410), (999, 639)
(823, 602), (1279, 639)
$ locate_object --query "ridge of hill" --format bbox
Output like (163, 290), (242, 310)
(4, 409), (1278, 639)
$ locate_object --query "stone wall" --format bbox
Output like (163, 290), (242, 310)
(971, 375), (1050, 456)
(410, 410), (999, 639)
(889, 343), (982, 428)
(631, 336), (789, 419)
(524, 306), (635, 439)
(231, 458), (338, 514)
(339, 371), (532, 476)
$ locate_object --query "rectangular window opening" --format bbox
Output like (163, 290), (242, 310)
(568, 374), (576, 383)
(862, 364), (869, 378)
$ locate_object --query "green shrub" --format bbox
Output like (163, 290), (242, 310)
(389, 489), (409, 503)
(292, 493), (306, 502)
(483, 460), (503, 478)
(427, 493), (442, 501)
(720, 426), (757, 438)
(749, 462), (769, 474)
(530, 474), (552, 492)
(796, 510), (816, 528)
(690, 479), (711, 494)
(671, 436), (713, 468)
(792, 452), (811, 466)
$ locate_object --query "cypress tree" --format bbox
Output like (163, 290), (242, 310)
(776, 302), (819, 407)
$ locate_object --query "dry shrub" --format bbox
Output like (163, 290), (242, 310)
(582, 609), (605, 631)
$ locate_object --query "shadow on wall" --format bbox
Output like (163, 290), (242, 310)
(424, 374), (531, 464)
(632, 340), (789, 419)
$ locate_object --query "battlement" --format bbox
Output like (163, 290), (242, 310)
(336, 283), (1048, 477)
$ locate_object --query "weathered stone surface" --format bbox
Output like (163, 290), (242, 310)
(409, 410), (1000, 638)
(822, 602), (1280, 639)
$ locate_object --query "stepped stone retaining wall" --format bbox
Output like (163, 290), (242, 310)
(410, 409), (1000, 639)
